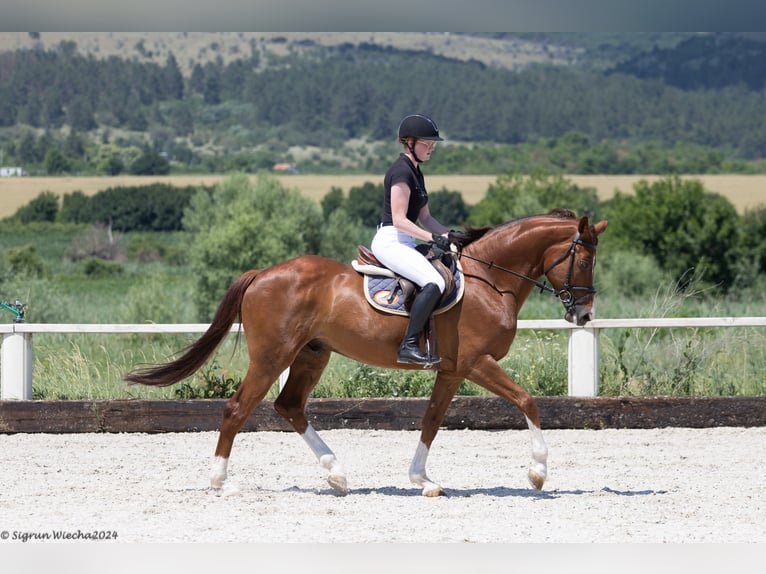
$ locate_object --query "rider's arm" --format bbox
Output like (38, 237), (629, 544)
(390, 183), (436, 243)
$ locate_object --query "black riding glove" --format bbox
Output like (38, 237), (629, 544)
(431, 233), (451, 252)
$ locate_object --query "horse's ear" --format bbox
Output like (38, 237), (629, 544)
(593, 220), (608, 236)
(577, 216), (590, 234)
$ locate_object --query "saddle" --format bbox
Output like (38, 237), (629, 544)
(352, 244), (464, 317)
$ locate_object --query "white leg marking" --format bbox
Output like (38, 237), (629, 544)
(409, 441), (444, 497)
(210, 456), (228, 488)
(302, 424), (348, 493)
(525, 416), (548, 490)
(210, 455), (240, 496)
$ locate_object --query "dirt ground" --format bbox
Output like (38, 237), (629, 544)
(0, 427), (764, 544)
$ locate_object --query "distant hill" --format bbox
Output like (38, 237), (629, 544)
(611, 33), (766, 90)
(0, 32), (580, 76)
(0, 32), (708, 76)
(4, 31), (766, 172)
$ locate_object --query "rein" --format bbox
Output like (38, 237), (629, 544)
(458, 231), (597, 312)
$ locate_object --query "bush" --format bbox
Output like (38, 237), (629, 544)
(184, 173), (323, 320)
(120, 273), (186, 324)
(468, 169), (600, 226)
(82, 256), (124, 277)
(173, 360), (242, 399)
(596, 248), (670, 301)
(602, 176), (741, 290)
(429, 188), (471, 228)
(3, 244), (49, 278)
(129, 151), (170, 175)
(345, 181), (383, 228)
(14, 191), (59, 223)
(67, 225), (126, 261)
(59, 190), (92, 223)
(127, 236), (167, 263)
(338, 363), (435, 398)
(68, 184), (201, 232)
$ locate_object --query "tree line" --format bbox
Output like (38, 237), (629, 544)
(2, 34), (766, 173)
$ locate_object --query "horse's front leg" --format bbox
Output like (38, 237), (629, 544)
(409, 373), (464, 496)
(468, 355), (548, 491)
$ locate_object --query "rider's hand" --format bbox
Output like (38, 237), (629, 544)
(431, 233), (451, 252)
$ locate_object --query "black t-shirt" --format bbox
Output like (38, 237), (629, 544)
(381, 154), (428, 225)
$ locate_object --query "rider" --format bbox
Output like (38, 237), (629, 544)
(371, 113), (452, 366)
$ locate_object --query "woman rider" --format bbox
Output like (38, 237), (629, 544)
(370, 113), (452, 366)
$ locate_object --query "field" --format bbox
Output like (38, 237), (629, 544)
(1, 174), (764, 219)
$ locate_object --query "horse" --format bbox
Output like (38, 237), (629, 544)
(124, 208), (608, 497)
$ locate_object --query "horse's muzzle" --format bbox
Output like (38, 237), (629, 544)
(565, 308), (593, 326)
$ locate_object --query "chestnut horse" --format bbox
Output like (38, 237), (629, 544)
(125, 208), (607, 496)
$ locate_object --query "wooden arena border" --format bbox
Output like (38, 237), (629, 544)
(0, 396), (764, 433)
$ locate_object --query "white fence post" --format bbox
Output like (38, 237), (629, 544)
(1, 332), (33, 400)
(567, 326), (599, 396)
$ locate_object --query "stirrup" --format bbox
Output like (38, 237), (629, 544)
(397, 345), (441, 366)
(397, 343), (430, 365)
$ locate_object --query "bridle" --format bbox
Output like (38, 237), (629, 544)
(457, 231), (598, 316)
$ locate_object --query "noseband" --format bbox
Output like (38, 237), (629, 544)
(541, 232), (598, 314)
(459, 231), (597, 316)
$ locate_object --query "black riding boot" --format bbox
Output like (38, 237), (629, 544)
(397, 282), (442, 365)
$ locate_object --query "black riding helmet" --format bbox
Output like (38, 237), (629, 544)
(397, 114), (444, 142)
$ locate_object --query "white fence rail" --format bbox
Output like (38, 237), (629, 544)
(2, 318), (765, 400)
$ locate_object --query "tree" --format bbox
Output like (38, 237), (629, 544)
(3, 244), (49, 278)
(468, 169), (600, 226)
(345, 181), (383, 228)
(43, 148), (70, 174)
(428, 188), (470, 229)
(67, 96), (97, 131)
(320, 186), (345, 220)
(601, 176), (741, 290)
(319, 208), (373, 264)
(15, 191), (59, 223)
(731, 206), (766, 289)
(59, 191), (92, 223)
(18, 132), (39, 164)
(168, 101), (194, 137)
(129, 151), (170, 175)
(201, 62), (222, 105)
(183, 174), (323, 319)
(161, 53), (184, 100)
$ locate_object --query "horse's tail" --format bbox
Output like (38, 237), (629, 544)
(124, 269), (262, 387)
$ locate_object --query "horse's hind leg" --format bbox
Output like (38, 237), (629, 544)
(273, 343), (349, 494)
(210, 362), (279, 493)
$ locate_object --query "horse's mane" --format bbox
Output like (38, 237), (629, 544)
(449, 208), (577, 248)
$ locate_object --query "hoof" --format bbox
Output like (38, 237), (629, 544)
(527, 468), (545, 491)
(328, 474), (349, 494)
(422, 484), (446, 497)
(221, 480), (241, 497)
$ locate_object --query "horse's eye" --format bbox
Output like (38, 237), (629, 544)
(578, 259), (591, 270)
